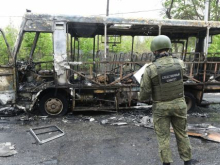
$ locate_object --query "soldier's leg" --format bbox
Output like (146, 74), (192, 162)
(171, 116), (192, 161)
(153, 112), (173, 163)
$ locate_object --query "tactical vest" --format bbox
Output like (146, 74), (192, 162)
(151, 57), (184, 101)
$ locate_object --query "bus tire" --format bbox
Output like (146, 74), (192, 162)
(39, 93), (68, 116)
(184, 92), (196, 112)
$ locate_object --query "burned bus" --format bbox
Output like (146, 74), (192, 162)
(0, 13), (220, 116)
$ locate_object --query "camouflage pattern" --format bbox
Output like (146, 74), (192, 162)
(139, 56), (192, 163)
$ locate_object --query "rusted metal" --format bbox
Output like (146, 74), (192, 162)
(29, 32), (39, 61)
(190, 63), (193, 77)
(70, 69), (101, 86)
(110, 72), (136, 85)
(184, 75), (201, 83)
(186, 124), (220, 143)
(214, 63), (218, 77)
(203, 63), (207, 82)
(120, 64), (123, 79)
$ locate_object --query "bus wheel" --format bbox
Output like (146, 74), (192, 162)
(184, 92), (196, 112)
(39, 93), (68, 116)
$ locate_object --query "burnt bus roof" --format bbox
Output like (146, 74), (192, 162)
(23, 13), (220, 39)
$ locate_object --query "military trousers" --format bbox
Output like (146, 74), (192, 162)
(152, 98), (192, 163)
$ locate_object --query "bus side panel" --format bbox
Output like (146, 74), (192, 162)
(53, 22), (68, 85)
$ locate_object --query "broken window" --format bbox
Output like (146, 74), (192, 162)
(16, 32), (53, 85)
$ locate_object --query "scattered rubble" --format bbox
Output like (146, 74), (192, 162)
(0, 142), (17, 157)
(191, 113), (208, 118)
(137, 116), (220, 143)
(89, 118), (95, 122)
(186, 124), (220, 143)
(100, 119), (109, 125)
(110, 122), (128, 126)
(0, 106), (23, 117)
(140, 116), (153, 125)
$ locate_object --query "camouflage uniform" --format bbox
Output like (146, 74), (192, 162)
(139, 55), (192, 163)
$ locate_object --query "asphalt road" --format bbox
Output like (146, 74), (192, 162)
(0, 95), (220, 165)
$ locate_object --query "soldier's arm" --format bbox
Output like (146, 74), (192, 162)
(138, 67), (152, 100)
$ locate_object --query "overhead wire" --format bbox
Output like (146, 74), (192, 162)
(93, 8), (163, 16)
(0, 8), (163, 18)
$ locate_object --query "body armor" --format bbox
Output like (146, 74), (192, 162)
(151, 57), (184, 101)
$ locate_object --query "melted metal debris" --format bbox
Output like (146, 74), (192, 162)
(0, 106), (24, 117)
(186, 124), (220, 143)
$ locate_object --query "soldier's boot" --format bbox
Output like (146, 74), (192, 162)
(163, 163), (170, 165)
(184, 160), (192, 165)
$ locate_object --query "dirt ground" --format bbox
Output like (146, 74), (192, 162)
(0, 94), (220, 165)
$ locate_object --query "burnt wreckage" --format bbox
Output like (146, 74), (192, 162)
(0, 13), (220, 116)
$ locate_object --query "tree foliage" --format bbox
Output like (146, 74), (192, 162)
(17, 32), (53, 62)
(0, 24), (17, 65)
(208, 34), (220, 54)
(163, 0), (220, 21)
(162, 0), (220, 54)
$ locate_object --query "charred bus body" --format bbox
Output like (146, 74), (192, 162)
(0, 13), (220, 116)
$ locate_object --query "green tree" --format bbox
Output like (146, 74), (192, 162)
(0, 32), (9, 65)
(17, 32), (53, 62)
(4, 24), (18, 50)
(0, 23), (18, 65)
(163, 0), (220, 21)
(208, 35), (220, 54)
(163, 0), (220, 55)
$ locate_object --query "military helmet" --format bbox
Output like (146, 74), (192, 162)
(150, 35), (172, 52)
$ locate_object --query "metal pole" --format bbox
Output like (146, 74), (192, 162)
(131, 36), (134, 69)
(158, 25), (162, 35)
(73, 38), (75, 61)
(204, 0), (209, 22)
(106, 0), (109, 16)
(104, 24), (107, 59)
(93, 37), (96, 73)
(29, 32), (40, 60)
(70, 35), (73, 60)
(77, 40), (79, 71)
(204, 0), (210, 57)
(131, 36), (134, 57)
(205, 27), (210, 56)
(97, 35), (99, 52)
(184, 37), (189, 61)
(105, 0), (109, 60)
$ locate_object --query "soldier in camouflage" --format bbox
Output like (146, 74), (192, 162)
(139, 35), (192, 165)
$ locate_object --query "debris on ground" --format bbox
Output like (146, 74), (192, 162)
(0, 106), (23, 117)
(185, 124), (220, 143)
(29, 125), (65, 144)
(0, 142), (17, 157)
(89, 118), (95, 122)
(138, 116), (220, 143)
(191, 113), (208, 118)
(100, 119), (110, 125)
(140, 116), (153, 125)
(98, 109), (152, 126)
(110, 122), (128, 126)
(20, 115), (34, 121)
(62, 118), (69, 123)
